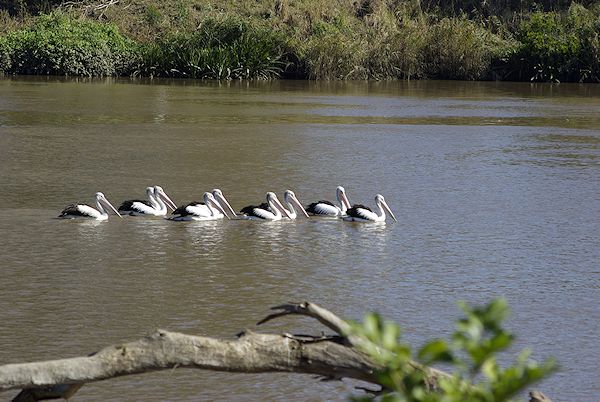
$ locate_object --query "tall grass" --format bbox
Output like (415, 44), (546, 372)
(359, 0), (425, 79)
(423, 17), (515, 80)
(302, 29), (368, 80)
(138, 17), (286, 79)
(295, 3), (515, 81)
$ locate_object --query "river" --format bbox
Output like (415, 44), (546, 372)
(0, 77), (599, 401)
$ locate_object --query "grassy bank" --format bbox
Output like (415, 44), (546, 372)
(0, 0), (599, 82)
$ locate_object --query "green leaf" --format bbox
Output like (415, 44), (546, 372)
(382, 321), (401, 350)
(481, 357), (498, 381)
(364, 313), (382, 342)
(418, 339), (453, 363)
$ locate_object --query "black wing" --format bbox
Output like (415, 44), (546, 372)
(346, 204), (372, 218)
(240, 202), (271, 217)
(59, 204), (91, 217)
(118, 199), (152, 212)
(306, 200), (335, 214)
(172, 201), (204, 216)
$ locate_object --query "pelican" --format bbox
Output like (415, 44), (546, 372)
(169, 189), (237, 220)
(239, 192), (292, 221)
(168, 192), (230, 221)
(58, 192), (123, 220)
(306, 186), (351, 217)
(281, 190), (309, 219)
(118, 186), (177, 216)
(343, 194), (397, 223)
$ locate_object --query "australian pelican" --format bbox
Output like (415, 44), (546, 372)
(168, 192), (230, 221)
(169, 189), (237, 220)
(239, 192), (292, 221)
(59, 192), (123, 220)
(343, 194), (397, 223)
(282, 190), (309, 219)
(306, 186), (351, 217)
(118, 186), (177, 216)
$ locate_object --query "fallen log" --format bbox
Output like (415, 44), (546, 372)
(0, 302), (550, 401)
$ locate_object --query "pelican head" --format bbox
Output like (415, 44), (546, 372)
(154, 186), (177, 211)
(284, 190), (309, 218)
(95, 192), (123, 218)
(266, 192), (292, 219)
(212, 188), (237, 218)
(204, 192), (230, 219)
(375, 194), (397, 222)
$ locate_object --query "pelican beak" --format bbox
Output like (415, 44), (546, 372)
(272, 196), (292, 219)
(209, 197), (230, 219)
(159, 190), (177, 211)
(381, 200), (397, 222)
(214, 192), (237, 218)
(102, 197), (123, 218)
(340, 191), (352, 211)
(290, 194), (310, 218)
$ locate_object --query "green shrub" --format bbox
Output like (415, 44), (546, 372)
(490, 5), (600, 82)
(0, 12), (139, 76)
(516, 11), (579, 81)
(566, 3), (600, 82)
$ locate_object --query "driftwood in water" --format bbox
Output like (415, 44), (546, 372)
(0, 302), (550, 402)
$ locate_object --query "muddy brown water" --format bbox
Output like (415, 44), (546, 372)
(1, 77), (599, 401)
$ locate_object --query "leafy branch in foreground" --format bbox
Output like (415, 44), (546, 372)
(349, 299), (556, 402)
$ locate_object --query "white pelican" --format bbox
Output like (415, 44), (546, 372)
(169, 189), (237, 220)
(118, 186), (177, 216)
(239, 192), (292, 221)
(59, 192), (123, 220)
(306, 186), (351, 217)
(168, 192), (230, 221)
(343, 194), (397, 223)
(282, 190), (309, 219)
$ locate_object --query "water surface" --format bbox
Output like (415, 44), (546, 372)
(1, 78), (599, 401)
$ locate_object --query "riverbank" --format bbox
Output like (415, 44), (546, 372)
(1, 0), (599, 82)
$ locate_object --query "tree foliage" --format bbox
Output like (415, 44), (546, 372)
(349, 299), (556, 402)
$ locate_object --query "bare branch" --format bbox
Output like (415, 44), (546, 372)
(530, 391), (553, 402)
(0, 302), (551, 401)
(257, 301), (362, 346)
(1, 329), (380, 399)
(257, 301), (450, 389)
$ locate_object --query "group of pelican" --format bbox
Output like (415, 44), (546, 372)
(58, 186), (397, 223)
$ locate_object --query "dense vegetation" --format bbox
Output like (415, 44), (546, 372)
(1, 0), (599, 81)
